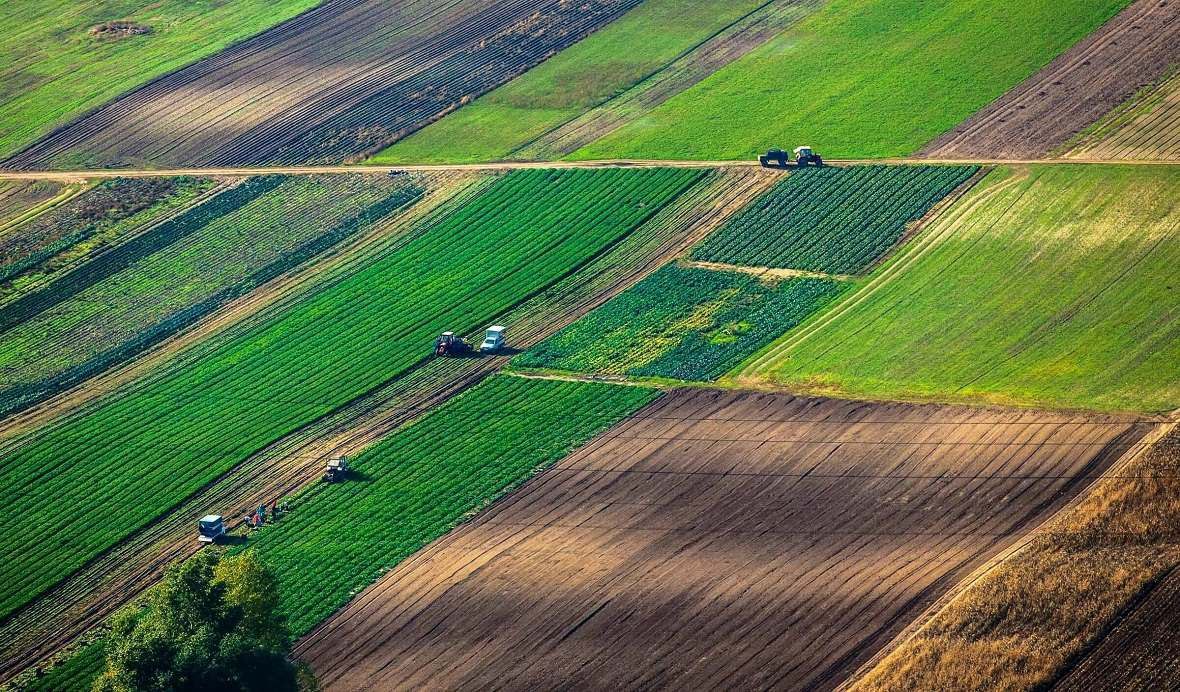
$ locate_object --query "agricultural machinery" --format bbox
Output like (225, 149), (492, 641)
(480, 326), (506, 353)
(323, 456), (349, 483)
(434, 326), (509, 357)
(759, 146), (824, 168)
(197, 514), (226, 544)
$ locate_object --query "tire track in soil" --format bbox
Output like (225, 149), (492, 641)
(0, 168), (774, 684)
(295, 389), (1150, 691)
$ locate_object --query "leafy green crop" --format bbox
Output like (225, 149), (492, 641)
(246, 375), (657, 634)
(0, 167), (701, 621)
(0, 174), (423, 416)
(515, 264), (845, 381)
(692, 165), (977, 274)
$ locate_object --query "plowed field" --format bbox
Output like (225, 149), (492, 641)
(1068, 68), (1180, 161)
(1055, 565), (1180, 690)
(920, 0), (1180, 159)
(3, 0), (640, 169)
(296, 388), (1147, 691)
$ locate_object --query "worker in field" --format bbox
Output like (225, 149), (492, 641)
(257, 503), (267, 524)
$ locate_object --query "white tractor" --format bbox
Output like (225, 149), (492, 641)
(323, 457), (349, 483)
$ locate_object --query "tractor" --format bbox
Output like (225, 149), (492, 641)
(434, 331), (472, 357)
(759, 146), (824, 168)
(322, 457), (349, 483)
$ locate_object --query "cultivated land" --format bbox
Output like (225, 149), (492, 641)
(0, 173), (423, 417)
(739, 165), (1180, 413)
(3, 0), (642, 170)
(372, 0), (817, 164)
(573, 0), (1131, 160)
(1068, 67), (1180, 161)
(691, 165), (978, 274)
(514, 263), (845, 381)
(0, 0), (321, 159)
(0, 168), (701, 622)
(296, 388), (1148, 691)
(854, 423), (1178, 691)
(1, 167), (780, 684)
(0, 180), (66, 227)
(920, 0), (1180, 159)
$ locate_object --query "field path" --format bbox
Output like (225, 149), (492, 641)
(2, 157), (1180, 183)
(295, 389), (1150, 691)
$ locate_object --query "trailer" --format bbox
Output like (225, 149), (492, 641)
(197, 515), (226, 543)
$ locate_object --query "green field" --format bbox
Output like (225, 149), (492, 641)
(574, 0), (1130, 160)
(691, 165), (978, 273)
(0, 168), (701, 621)
(736, 165), (1180, 413)
(0, 174), (423, 416)
(369, 0), (770, 164)
(0, 0), (321, 159)
(515, 263), (845, 381)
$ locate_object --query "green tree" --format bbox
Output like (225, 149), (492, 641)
(93, 550), (307, 692)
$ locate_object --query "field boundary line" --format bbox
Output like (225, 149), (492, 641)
(678, 259), (854, 281)
(839, 417), (1178, 692)
(4, 158), (1180, 182)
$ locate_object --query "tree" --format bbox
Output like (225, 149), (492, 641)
(93, 550), (310, 692)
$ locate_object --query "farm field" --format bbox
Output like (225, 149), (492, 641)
(0, 167), (700, 630)
(855, 423), (1178, 691)
(1067, 68), (1180, 161)
(0, 173), (424, 417)
(372, 0), (816, 164)
(3, 0), (642, 170)
(572, 0), (1131, 161)
(296, 388), (1148, 690)
(0, 180), (66, 227)
(0, 176), (215, 306)
(920, 0), (1180, 159)
(514, 263), (845, 381)
(691, 165), (978, 274)
(1, 167), (770, 688)
(0, 0), (322, 160)
(738, 165), (1180, 413)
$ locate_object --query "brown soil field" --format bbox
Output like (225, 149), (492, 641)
(295, 388), (1149, 691)
(919, 0), (1180, 159)
(1055, 564), (1180, 690)
(2, 0), (641, 170)
(0, 180), (66, 229)
(1068, 68), (1180, 160)
(0, 168), (775, 684)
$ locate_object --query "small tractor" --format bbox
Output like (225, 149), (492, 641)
(434, 331), (472, 357)
(323, 456), (349, 483)
(759, 146), (824, 168)
(480, 325), (506, 354)
(197, 514), (226, 544)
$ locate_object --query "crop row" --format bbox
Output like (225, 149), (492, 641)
(691, 165), (978, 274)
(0, 174), (424, 418)
(515, 264), (846, 381)
(0, 167), (701, 621)
(0, 177), (211, 295)
(244, 375), (657, 634)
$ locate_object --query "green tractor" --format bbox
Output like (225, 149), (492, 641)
(759, 146), (824, 168)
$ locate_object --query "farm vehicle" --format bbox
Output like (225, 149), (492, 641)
(759, 146), (824, 169)
(434, 326), (507, 357)
(197, 515), (226, 543)
(323, 457), (350, 483)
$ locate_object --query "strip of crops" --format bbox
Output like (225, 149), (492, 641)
(0, 167), (701, 622)
(242, 375), (657, 634)
(0, 174), (424, 418)
(515, 263), (845, 381)
(691, 165), (979, 274)
(0, 177), (213, 299)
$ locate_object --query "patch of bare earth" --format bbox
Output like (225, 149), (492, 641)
(919, 0), (1180, 159)
(295, 388), (1149, 691)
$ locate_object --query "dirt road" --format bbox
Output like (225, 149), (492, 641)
(296, 388), (1149, 691)
(3, 157), (1180, 183)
